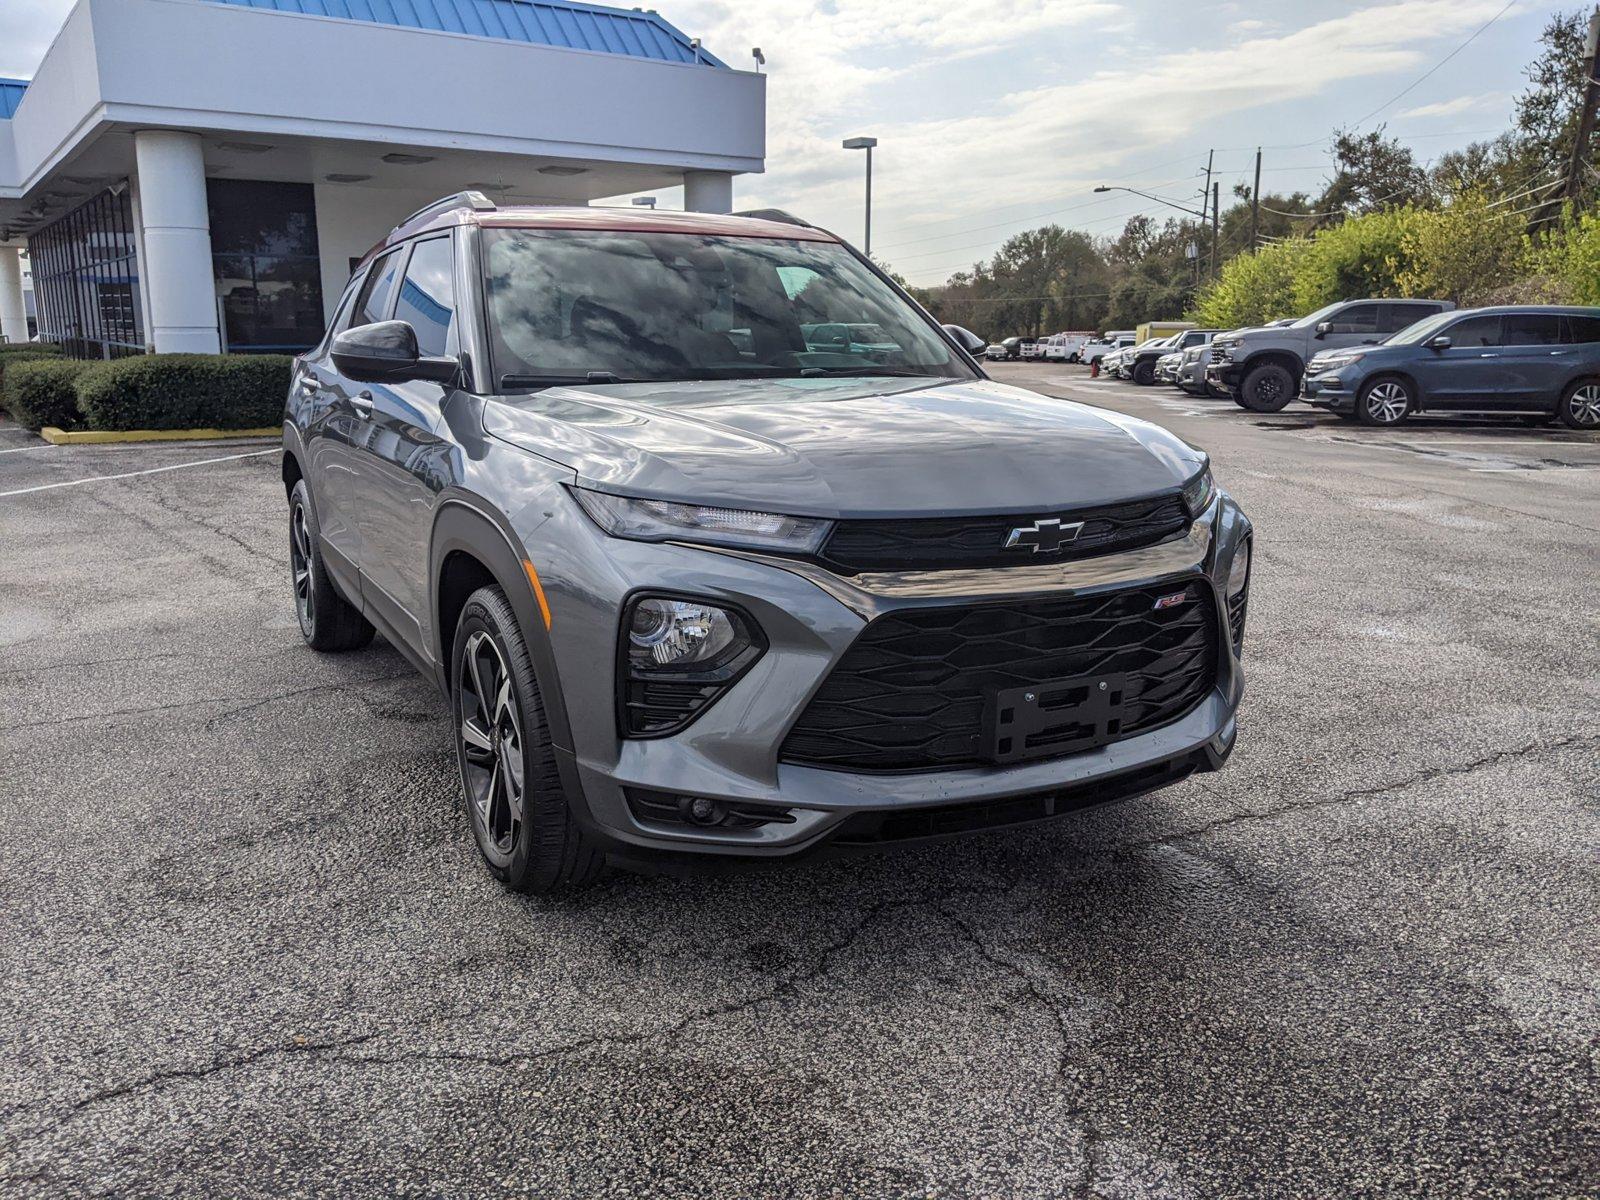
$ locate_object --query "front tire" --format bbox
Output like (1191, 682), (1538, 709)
(1131, 358), (1156, 386)
(1558, 378), (1600, 430)
(1238, 362), (1296, 412)
(1357, 376), (1415, 427)
(452, 585), (601, 894)
(288, 479), (373, 652)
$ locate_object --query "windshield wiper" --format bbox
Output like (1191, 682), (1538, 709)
(797, 367), (931, 378)
(499, 371), (632, 390)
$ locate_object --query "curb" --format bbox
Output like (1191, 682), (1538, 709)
(39, 426), (279, 445)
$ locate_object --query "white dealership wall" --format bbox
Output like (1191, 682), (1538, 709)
(0, 0), (767, 351)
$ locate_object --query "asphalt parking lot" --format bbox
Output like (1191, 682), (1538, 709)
(3, 369), (1598, 1198)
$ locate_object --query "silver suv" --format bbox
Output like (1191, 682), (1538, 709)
(282, 193), (1253, 892)
(1206, 299), (1453, 411)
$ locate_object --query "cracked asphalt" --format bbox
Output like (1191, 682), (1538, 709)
(2, 367), (1598, 1198)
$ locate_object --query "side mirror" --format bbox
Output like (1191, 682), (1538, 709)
(1314, 321), (1332, 338)
(1427, 334), (1452, 351)
(943, 324), (987, 355)
(331, 320), (458, 384)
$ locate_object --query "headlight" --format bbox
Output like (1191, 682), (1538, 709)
(572, 486), (832, 555)
(619, 594), (765, 736)
(1181, 465), (1215, 518)
(1311, 351), (1365, 372)
(1227, 537), (1250, 597)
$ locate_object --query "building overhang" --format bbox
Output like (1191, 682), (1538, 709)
(0, 0), (765, 235)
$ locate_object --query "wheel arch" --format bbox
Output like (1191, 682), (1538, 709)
(430, 497), (576, 754)
(1240, 350), (1304, 383)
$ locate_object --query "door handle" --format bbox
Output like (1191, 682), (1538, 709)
(1478, 353), (1499, 358)
(350, 390), (374, 416)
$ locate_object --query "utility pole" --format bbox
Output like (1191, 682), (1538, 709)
(1564, 9), (1600, 209)
(1211, 182), (1220, 280)
(1250, 147), (1262, 252)
(1196, 151), (1212, 290)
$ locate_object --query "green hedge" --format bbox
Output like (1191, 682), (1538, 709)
(75, 354), (292, 431)
(0, 342), (62, 358)
(2, 359), (93, 431)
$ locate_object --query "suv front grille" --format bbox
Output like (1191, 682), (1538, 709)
(1209, 346), (1229, 364)
(780, 580), (1219, 773)
(819, 494), (1190, 573)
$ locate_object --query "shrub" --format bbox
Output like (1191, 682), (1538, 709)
(1396, 188), (1531, 305)
(1291, 206), (1421, 312)
(75, 354), (293, 431)
(1528, 208), (1600, 305)
(0, 342), (61, 358)
(0, 350), (63, 399)
(1191, 238), (1311, 329)
(2, 359), (92, 431)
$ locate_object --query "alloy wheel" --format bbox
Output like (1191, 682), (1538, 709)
(1568, 384), (1600, 427)
(458, 630), (525, 856)
(290, 501), (314, 628)
(1366, 381), (1409, 423)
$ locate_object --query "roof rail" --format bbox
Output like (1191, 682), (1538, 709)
(731, 208), (814, 229)
(394, 190), (497, 233)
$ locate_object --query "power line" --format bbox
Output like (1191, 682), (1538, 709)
(1346, 1), (1517, 130)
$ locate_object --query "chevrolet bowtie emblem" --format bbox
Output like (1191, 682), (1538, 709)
(1004, 518), (1085, 554)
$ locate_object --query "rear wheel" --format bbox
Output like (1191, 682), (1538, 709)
(1558, 378), (1600, 430)
(1238, 362), (1296, 412)
(288, 479), (373, 652)
(452, 585), (601, 893)
(1357, 376), (1415, 427)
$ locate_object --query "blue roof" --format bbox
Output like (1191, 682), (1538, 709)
(0, 78), (27, 119)
(201, 0), (726, 66)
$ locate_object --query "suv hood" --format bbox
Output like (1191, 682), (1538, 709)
(483, 376), (1203, 518)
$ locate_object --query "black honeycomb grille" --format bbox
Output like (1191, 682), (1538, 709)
(780, 580), (1219, 773)
(819, 495), (1190, 573)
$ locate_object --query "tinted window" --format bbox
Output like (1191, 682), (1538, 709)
(1328, 304), (1379, 334)
(484, 229), (966, 384)
(1564, 314), (1600, 344)
(1445, 315), (1502, 347)
(207, 180), (325, 353)
(396, 236), (456, 358)
(354, 250), (402, 327)
(1501, 313), (1562, 345)
(1379, 303), (1434, 332)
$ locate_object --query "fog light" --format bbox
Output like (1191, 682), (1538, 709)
(618, 595), (766, 737)
(682, 797), (726, 825)
(629, 597), (739, 668)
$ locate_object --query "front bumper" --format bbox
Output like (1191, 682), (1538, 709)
(526, 494), (1253, 862)
(1204, 359), (1241, 393)
(1301, 366), (1360, 411)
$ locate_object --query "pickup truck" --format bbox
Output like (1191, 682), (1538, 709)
(1126, 328), (1218, 386)
(1080, 335), (1135, 366)
(1205, 299), (1454, 411)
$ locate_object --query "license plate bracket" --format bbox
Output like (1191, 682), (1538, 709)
(984, 672), (1129, 764)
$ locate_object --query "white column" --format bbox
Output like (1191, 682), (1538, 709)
(0, 246), (27, 345)
(683, 170), (733, 214)
(133, 130), (221, 354)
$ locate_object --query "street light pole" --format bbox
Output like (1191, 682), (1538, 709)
(843, 137), (878, 255)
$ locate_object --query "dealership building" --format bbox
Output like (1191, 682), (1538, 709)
(0, 0), (766, 357)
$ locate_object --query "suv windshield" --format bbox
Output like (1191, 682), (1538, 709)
(483, 229), (970, 386)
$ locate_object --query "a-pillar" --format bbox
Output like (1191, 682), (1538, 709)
(133, 130), (221, 353)
(0, 245), (27, 345)
(683, 170), (733, 214)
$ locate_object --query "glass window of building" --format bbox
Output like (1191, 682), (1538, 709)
(207, 180), (325, 354)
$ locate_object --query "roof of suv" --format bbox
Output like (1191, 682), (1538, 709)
(367, 194), (840, 265)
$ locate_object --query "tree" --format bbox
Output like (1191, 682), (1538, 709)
(1515, 10), (1596, 175)
(1317, 127), (1430, 217)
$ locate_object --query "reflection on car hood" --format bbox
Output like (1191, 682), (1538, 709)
(482, 376), (1204, 518)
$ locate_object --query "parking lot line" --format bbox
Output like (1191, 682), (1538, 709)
(0, 448), (277, 497)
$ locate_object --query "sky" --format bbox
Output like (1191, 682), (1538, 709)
(0, 0), (1561, 287)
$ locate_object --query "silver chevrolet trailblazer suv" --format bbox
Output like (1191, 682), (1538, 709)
(282, 193), (1254, 892)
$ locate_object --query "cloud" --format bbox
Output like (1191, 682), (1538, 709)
(660, 0), (1520, 281)
(0, 0), (73, 78)
(1395, 92), (1508, 120)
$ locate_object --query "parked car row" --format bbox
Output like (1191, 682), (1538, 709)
(982, 331), (1124, 364)
(1096, 299), (1600, 430)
